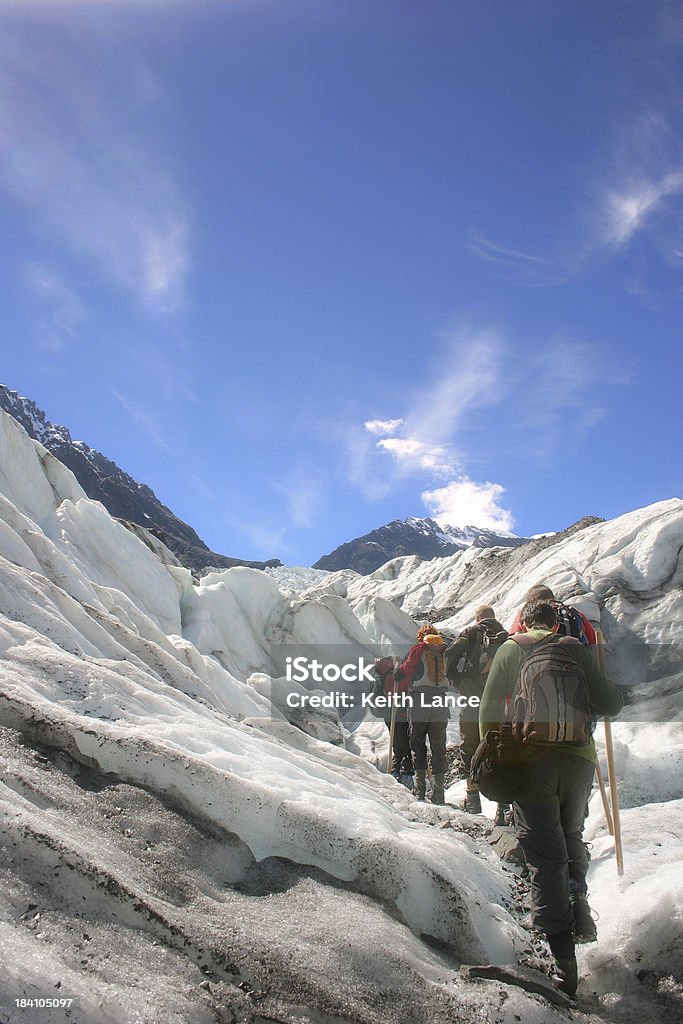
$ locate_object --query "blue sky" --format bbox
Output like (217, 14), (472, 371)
(1, 0), (682, 565)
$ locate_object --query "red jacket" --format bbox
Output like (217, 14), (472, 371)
(374, 657), (410, 696)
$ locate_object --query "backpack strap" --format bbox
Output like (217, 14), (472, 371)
(511, 632), (581, 651)
(465, 624), (482, 672)
(510, 633), (538, 650)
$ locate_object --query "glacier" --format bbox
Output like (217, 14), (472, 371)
(0, 406), (681, 1023)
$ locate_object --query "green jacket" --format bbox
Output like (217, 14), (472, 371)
(478, 627), (624, 763)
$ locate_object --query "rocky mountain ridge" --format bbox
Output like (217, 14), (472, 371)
(0, 385), (281, 576)
(313, 515), (530, 574)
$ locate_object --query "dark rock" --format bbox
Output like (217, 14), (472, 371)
(488, 826), (526, 866)
(460, 963), (572, 1006)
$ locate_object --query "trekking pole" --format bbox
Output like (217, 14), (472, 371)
(590, 636), (613, 831)
(386, 675), (398, 774)
(595, 759), (614, 835)
(595, 630), (624, 875)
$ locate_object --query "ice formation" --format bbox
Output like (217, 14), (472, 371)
(0, 406), (681, 1023)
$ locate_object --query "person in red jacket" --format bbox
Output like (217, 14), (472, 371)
(394, 624), (450, 804)
(509, 584), (597, 645)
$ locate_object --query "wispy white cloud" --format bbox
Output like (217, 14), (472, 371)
(276, 473), (325, 530)
(469, 234), (569, 286)
(345, 321), (631, 530)
(597, 170), (683, 250)
(364, 417), (404, 436)
(422, 477), (514, 532)
(0, 18), (189, 311)
(473, 32), (683, 296)
(365, 324), (505, 481)
(507, 337), (632, 449)
(584, 95), (683, 275)
(22, 262), (86, 351)
(235, 518), (290, 558)
(470, 235), (547, 267)
(376, 438), (454, 476)
(112, 390), (171, 452)
(345, 324), (510, 519)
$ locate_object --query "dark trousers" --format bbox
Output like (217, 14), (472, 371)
(459, 715), (482, 793)
(386, 719), (413, 774)
(410, 719), (447, 774)
(458, 714), (480, 773)
(513, 752), (595, 936)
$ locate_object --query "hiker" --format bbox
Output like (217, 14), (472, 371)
(502, 583), (598, 829)
(479, 599), (623, 997)
(394, 624), (450, 805)
(509, 583), (596, 645)
(373, 657), (413, 785)
(445, 605), (508, 818)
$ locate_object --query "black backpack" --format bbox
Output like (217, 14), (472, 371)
(552, 601), (589, 644)
(455, 623), (508, 680)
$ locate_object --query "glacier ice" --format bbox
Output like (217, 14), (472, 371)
(0, 406), (681, 1023)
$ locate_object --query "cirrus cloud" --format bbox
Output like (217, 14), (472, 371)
(0, 15), (189, 312)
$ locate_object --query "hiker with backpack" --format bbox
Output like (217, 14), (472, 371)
(373, 656), (414, 786)
(445, 605), (508, 817)
(478, 599), (623, 998)
(509, 584), (597, 645)
(499, 584), (598, 827)
(394, 624), (450, 805)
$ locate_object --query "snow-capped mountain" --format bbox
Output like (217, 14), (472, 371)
(313, 515), (531, 573)
(0, 385), (281, 575)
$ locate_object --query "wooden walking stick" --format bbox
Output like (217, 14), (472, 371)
(595, 759), (614, 835)
(590, 638), (614, 832)
(596, 629), (624, 875)
(386, 674), (399, 774)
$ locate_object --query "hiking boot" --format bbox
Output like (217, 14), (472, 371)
(463, 791), (482, 814)
(413, 772), (426, 801)
(431, 773), (446, 805)
(494, 803), (509, 826)
(548, 930), (578, 998)
(552, 957), (578, 998)
(571, 893), (598, 944)
(400, 772), (414, 789)
(390, 768), (401, 781)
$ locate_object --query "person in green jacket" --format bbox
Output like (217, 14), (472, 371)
(479, 599), (624, 998)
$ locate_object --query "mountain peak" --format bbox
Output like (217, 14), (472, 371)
(0, 385), (73, 449)
(313, 515), (528, 575)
